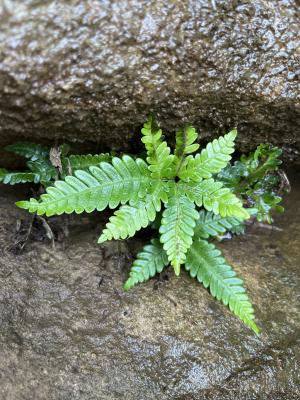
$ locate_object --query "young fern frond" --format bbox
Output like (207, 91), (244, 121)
(179, 130), (237, 182)
(141, 114), (174, 178)
(174, 126), (199, 175)
(195, 210), (245, 239)
(180, 179), (250, 219)
(0, 169), (40, 185)
(185, 239), (259, 334)
(159, 187), (199, 275)
(16, 156), (153, 216)
(124, 239), (169, 290)
(5, 142), (49, 161)
(98, 182), (168, 242)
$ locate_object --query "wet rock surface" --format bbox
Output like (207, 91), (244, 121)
(0, 0), (299, 163)
(0, 168), (299, 399)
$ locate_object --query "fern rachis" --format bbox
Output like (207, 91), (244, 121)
(12, 116), (285, 334)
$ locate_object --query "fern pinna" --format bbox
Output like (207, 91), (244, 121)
(16, 115), (262, 334)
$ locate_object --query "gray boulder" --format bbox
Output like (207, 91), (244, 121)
(0, 0), (299, 162)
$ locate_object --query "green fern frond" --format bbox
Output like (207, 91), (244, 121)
(63, 153), (111, 173)
(98, 182), (168, 242)
(124, 239), (169, 290)
(175, 126), (199, 158)
(16, 156), (152, 216)
(27, 159), (57, 182)
(0, 169), (40, 185)
(159, 187), (199, 275)
(141, 114), (175, 178)
(195, 210), (245, 239)
(98, 200), (156, 242)
(5, 142), (48, 161)
(180, 179), (250, 219)
(185, 239), (259, 334)
(174, 126), (200, 175)
(179, 130), (237, 182)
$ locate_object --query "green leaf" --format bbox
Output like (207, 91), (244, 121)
(5, 142), (48, 161)
(0, 168), (8, 178)
(98, 182), (168, 242)
(159, 187), (199, 275)
(98, 200), (156, 242)
(63, 153), (112, 174)
(141, 114), (175, 178)
(179, 129), (237, 182)
(175, 126), (199, 157)
(218, 144), (282, 190)
(59, 144), (71, 157)
(249, 192), (283, 224)
(185, 238), (259, 334)
(16, 156), (152, 217)
(0, 169), (40, 185)
(217, 144), (284, 224)
(216, 161), (246, 190)
(4, 142), (55, 184)
(180, 179), (250, 219)
(174, 126), (200, 175)
(27, 159), (57, 182)
(229, 223), (246, 236)
(244, 144), (282, 184)
(194, 210), (245, 239)
(124, 239), (169, 290)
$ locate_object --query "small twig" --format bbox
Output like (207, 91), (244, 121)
(278, 169), (291, 194)
(245, 220), (283, 231)
(35, 215), (55, 249)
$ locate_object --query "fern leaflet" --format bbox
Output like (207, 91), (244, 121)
(180, 179), (250, 219)
(159, 186), (199, 275)
(174, 126), (199, 175)
(16, 156), (153, 216)
(179, 130), (236, 182)
(185, 238), (259, 334)
(141, 114), (174, 178)
(124, 239), (168, 290)
(5, 142), (49, 161)
(98, 182), (168, 242)
(27, 159), (57, 182)
(0, 169), (39, 184)
(195, 210), (245, 238)
(63, 153), (111, 174)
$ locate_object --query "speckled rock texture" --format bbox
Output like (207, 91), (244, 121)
(0, 0), (299, 163)
(0, 168), (299, 399)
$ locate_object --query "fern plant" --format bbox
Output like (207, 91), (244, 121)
(13, 116), (274, 334)
(1, 142), (111, 186)
(5, 118), (285, 333)
(218, 144), (285, 224)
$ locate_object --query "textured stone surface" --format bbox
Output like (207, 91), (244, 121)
(0, 0), (299, 163)
(0, 168), (299, 399)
